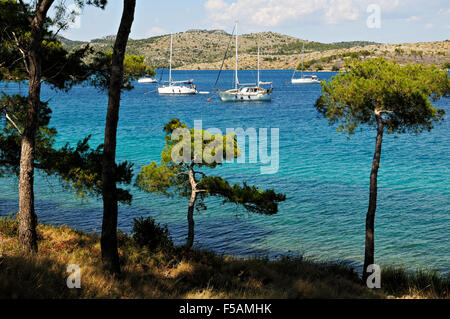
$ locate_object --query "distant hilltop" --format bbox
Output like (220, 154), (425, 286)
(58, 30), (450, 71)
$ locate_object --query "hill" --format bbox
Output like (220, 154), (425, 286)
(60, 30), (378, 68)
(59, 30), (449, 71)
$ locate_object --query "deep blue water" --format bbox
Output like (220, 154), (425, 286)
(1, 70), (449, 274)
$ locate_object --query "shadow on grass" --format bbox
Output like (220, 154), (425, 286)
(0, 217), (447, 299)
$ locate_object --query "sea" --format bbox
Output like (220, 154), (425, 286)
(1, 70), (449, 274)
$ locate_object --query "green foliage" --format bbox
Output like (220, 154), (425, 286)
(274, 40), (378, 56)
(38, 137), (133, 204)
(331, 65), (340, 72)
(0, 97), (133, 203)
(0, 0), (135, 203)
(381, 267), (449, 298)
(134, 161), (181, 197)
(315, 58), (448, 135)
(0, 213), (18, 237)
(0, 0), (30, 81)
(160, 118), (241, 169)
(136, 118), (241, 199)
(0, 94), (56, 177)
(199, 177), (286, 215)
(136, 119), (286, 215)
(0, 1), (97, 88)
(88, 51), (154, 90)
(300, 51), (375, 71)
(394, 48), (404, 55)
(131, 216), (173, 252)
(410, 50), (424, 57)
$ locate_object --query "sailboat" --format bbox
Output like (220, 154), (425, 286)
(158, 34), (197, 95)
(291, 42), (320, 84)
(138, 77), (157, 84)
(217, 22), (273, 102)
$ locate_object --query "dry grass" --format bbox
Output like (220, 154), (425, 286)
(0, 217), (447, 299)
(65, 30), (449, 70)
(180, 41), (450, 71)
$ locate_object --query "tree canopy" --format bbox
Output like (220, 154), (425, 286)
(0, 0), (151, 204)
(137, 119), (286, 215)
(315, 57), (448, 282)
(315, 58), (448, 135)
(136, 119), (286, 248)
(88, 51), (155, 90)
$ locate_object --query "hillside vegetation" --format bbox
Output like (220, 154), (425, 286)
(60, 30), (449, 71)
(180, 40), (450, 71)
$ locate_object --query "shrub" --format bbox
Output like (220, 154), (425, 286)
(331, 65), (340, 72)
(131, 216), (173, 252)
(0, 214), (18, 237)
(381, 267), (449, 298)
(394, 48), (404, 55)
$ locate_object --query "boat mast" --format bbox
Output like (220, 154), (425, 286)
(169, 34), (173, 84)
(235, 21), (239, 90)
(257, 44), (260, 86)
(301, 41), (304, 79)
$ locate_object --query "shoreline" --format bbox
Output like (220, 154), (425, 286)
(1, 217), (448, 299)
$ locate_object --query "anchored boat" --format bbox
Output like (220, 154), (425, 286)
(217, 22), (272, 102)
(291, 42), (320, 84)
(158, 34), (197, 95)
(138, 77), (157, 84)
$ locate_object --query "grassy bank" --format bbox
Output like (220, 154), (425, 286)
(0, 216), (448, 299)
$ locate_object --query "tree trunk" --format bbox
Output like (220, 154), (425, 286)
(18, 132), (38, 252)
(101, 0), (136, 275)
(186, 190), (197, 249)
(18, 0), (55, 252)
(186, 166), (198, 249)
(363, 111), (384, 283)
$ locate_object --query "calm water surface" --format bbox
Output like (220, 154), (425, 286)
(1, 70), (449, 274)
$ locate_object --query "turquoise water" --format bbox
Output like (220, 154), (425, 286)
(1, 70), (449, 274)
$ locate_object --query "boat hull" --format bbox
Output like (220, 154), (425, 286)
(218, 91), (272, 102)
(158, 86), (197, 95)
(138, 78), (157, 83)
(291, 78), (320, 84)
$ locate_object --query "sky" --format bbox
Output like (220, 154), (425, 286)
(57, 0), (450, 44)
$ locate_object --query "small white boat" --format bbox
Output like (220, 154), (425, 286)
(292, 42), (320, 84)
(218, 87), (272, 102)
(158, 34), (197, 95)
(291, 76), (320, 84)
(158, 83), (197, 95)
(217, 22), (272, 102)
(138, 77), (157, 84)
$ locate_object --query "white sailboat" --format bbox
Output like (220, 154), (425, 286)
(291, 42), (320, 84)
(138, 77), (157, 84)
(158, 34), (197, 95)
(217, 22), (273, 102)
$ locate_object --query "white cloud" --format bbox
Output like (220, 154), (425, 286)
(204, 0), (401, 28)
(147, 27), (166, 36)
(404, 16), (420, 22)
(437, 8), (450, 15)
(325, 0), (359, 24)
(425, 23), (433, 29)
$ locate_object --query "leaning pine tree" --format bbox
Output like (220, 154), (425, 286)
(315, 58), (449, 282)
(0, 0), (107, 252)
(136, 119), (286, 249)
